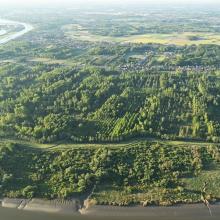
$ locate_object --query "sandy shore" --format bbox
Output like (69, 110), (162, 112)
(1, 198), (29, 209)
(0, 198), (78, 214)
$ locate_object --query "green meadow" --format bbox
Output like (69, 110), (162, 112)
(66, 27), (220, 45)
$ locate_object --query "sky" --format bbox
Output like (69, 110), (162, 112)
(0, 0), (220, 6)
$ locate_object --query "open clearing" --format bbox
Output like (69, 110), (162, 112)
(0, 138), (218, 151)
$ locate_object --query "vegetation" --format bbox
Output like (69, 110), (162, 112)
(0, 47), (220, 144)
(0, 141), (220, 206)
(0, 4), (220, 207)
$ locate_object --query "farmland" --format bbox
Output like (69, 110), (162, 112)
(65, 28), (220, 45)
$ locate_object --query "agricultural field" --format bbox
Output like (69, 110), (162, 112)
(65, 27), (220, 45)
(124, 32), (220, 45)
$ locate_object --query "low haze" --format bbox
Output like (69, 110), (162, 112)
(0, 0), (220, 6)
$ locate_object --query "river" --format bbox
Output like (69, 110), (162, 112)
(0, 19), (33, 45)
(1, 203), (220, 220)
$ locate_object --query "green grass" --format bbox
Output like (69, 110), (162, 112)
(65, 26), (220, 45)
(0, 138), (54, 149)
(29, 57), (67, 65)
(91, 163), (220, 206)
(0, 137), (218, 151)
(182, 164), (220, 199)
(125, 32), (220, 45)
(91, 184), (201, 206)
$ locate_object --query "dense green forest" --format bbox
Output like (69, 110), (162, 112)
(0, 142), (220, 205)
(0, 44), (220, 143)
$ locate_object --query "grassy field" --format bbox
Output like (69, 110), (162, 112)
(0, 137), (218, 151)
(91, 185), (202, 206)
(29, 58), (68, 65)
(183, 166), (220, 199)
(91, 169), (220, 206)
(0, 138), (54, 149)
(65, 25), (220, 45)
(123, 32), (220, 45)
(92, 157), (220, 206)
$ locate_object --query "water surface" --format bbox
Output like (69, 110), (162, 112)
(1, 204), (220, 220)
(0, 19), (33, 45)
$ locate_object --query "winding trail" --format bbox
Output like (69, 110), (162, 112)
(0, 19), (33, 45)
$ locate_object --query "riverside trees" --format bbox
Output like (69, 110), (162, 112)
(0, 142), (218, 203)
